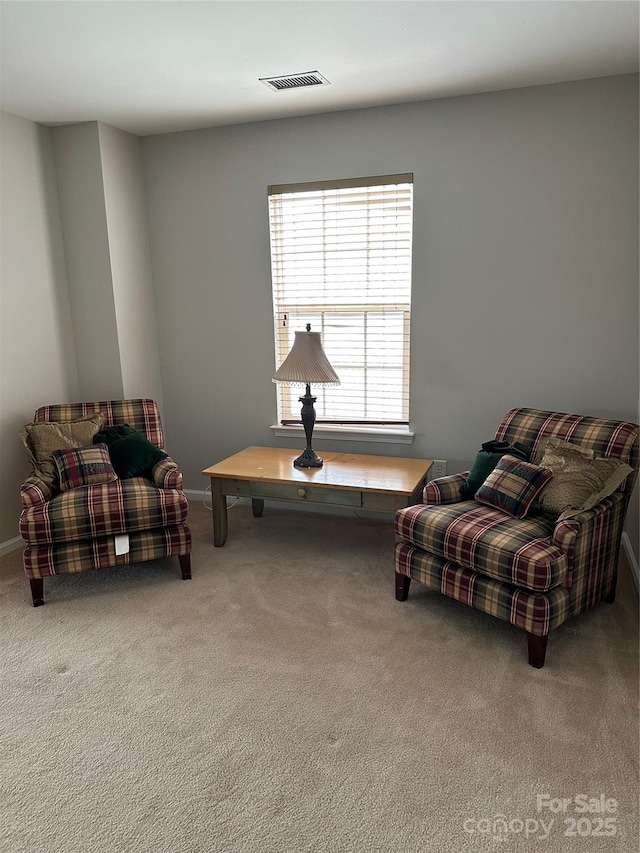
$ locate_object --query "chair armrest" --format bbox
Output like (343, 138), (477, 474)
(21, 474), (56, 509)
(423, 472), (470, 505)
(150, 456), (184, 490)
(551, 494), (625, 590)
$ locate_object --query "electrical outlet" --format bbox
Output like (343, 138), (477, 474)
(432, 459), (447, 479)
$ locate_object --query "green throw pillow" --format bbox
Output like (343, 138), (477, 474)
(96, 427), (167, 479)
(461, 440), (531, 500)
(94, 423), (136, 445)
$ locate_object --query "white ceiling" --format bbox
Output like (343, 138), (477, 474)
(1, 0), (638, 137)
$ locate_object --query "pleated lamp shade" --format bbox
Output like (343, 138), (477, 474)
(272, 327), (340, 386)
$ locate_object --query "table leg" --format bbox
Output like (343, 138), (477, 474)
(252, 498), (264, 517)
(210, 477), (228, 546)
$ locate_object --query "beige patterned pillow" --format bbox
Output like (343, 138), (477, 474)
(19, 413), (106, 487)
(533, 438), (633, 519)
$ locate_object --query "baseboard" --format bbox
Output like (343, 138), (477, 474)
(184, 489), (208, 499)
(621, 532), (639, 594)
(0, 535), (23, 558)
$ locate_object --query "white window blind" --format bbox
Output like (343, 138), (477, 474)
(268, 174), (413, 426)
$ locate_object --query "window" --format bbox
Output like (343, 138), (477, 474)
(268, 174), (413, 428)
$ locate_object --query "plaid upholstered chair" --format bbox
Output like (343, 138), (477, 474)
(19, 399), (191, 606)
(394, 408), (639, 667)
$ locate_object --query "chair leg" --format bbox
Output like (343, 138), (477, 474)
(395, 572), (411, 601)
(526, 632), (548, 668)
(30, 578), (44, 607)
(178, 553), (191, 580)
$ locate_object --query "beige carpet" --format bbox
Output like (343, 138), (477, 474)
(1, 500), (638, 853)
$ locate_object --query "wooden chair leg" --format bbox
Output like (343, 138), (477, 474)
(30, 578), (44, 607)
(178, 554), (191, 580)
(526, 632), (548, 668)
(395, 572), (411, 601)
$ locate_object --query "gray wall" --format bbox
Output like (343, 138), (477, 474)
(52, 122), (124, 398)
(141, 75), (639, 551)
(1, 116), (163, 544)
(1, 74), (638, 562)
(51, 121), (164, 404)
(0, 112), (79, 543)
(99, 123), (164, 406)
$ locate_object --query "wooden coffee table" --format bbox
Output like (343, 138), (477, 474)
(202, 446), (433, 546)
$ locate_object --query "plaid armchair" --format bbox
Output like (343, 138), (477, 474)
(19, 399), (191, 606)
(394, 408), (639, 667)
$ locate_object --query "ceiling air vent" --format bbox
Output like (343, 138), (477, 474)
(259, 71), (330, 92)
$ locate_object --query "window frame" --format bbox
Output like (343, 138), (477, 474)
(268, 173), (414, 442)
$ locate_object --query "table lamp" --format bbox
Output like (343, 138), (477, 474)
(272, 324), (340, 468)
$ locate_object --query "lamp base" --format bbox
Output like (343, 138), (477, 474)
(293, 448), (323, 468)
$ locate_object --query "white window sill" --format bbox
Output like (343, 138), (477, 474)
(270, 424), (415, 445)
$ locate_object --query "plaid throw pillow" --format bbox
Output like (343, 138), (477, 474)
(52, 443), (118, 491)
(475, 455), (553, 519)
(460, 439), (531, 499)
